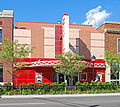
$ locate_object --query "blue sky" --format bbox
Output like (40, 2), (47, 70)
(0, 0), (120, 28)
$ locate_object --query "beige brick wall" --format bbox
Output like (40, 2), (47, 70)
(91, 33), (105, 59)
(14, 29), (31, 57)
(43, 27), (55, 58)
(69, 28), (80, 55)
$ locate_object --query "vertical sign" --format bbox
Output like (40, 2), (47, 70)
(62, 14), (69, 53)
(35, 73), (42, 83)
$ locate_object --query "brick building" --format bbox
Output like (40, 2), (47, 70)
(0, 10), (14, 84)
(97, 21), (120, 83)
(0, 11), (106, 86)
(13, 14), (105, 86)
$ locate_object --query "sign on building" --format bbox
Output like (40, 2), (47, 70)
(62, 14), (69, 53)
(35, 73), (42, 83)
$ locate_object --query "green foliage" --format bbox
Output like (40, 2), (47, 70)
(0, 39), (33, 88)
(1, 82), (120, 95)
(3, 83), (12, 91)
(54, 51), (87, 76)
(0, 39), (33, 64)
(19, 83), (26, 90)
(27, 83), (35, 89)
(105, 50), (120, 83)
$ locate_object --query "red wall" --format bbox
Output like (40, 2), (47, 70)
(14, 58), (106, 87)
(14, 67), (55, 87)
(55, 25), (62, 56)
(80, 68), (105, 83)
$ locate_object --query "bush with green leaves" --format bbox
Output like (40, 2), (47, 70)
(1, 81), (120, 95)
(3, 83), (12, 91)
(19, 83), (27, 90)
(27, 83), (35, 89)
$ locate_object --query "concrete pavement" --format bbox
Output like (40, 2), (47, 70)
(1, 93), (120, 98)
(0, 95), (120, 107)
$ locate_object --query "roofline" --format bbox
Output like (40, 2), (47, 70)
(70, 24), (93, 27)
(16, 21), (94, 27)
(104, 21), (120, 24)
(96, 24), (104, 30)
(16, 21), (62, 25)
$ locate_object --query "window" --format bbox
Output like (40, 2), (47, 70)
(96, 72), (102, 82)
(118, 39), (120, 53)
(0, 64), (3, 82)
(35, 73), (42, 83)
(81, 73), (87, 81)
(0, 29), (2, 43)
(52, 72), (57, 82)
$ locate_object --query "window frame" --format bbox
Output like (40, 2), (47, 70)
(52, 72), (57, 82)
(117, 38), (120, 54)
(80, 73), (87, 81)
(35, 73), (42, 83)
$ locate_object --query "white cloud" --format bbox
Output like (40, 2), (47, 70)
(82, 6), (111, 28)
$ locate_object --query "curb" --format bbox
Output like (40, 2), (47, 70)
(1, 93), (120, 98)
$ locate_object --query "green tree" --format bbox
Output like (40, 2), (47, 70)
(0, 39), (33, 88)
(105, 50), (120, 84)
(53, 51), (87, 86)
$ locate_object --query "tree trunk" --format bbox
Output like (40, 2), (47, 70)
(12, 65), (14, 89)
(67, 75), (71, 86)
(116, 76), (117, 84)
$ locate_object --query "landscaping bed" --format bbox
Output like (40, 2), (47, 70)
(0, 82), (120, 95)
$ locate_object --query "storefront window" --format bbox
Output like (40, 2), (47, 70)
(0, 64), (3, 82)
(81, 73), (87, 81)
(52, 72), (57, 82)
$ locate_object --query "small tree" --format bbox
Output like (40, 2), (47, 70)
(105, 50), (120, 84)
(53, 51), (87, 86)
(0, 39), (33, 88)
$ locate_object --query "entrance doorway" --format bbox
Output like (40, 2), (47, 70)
(58, 73), (78, 86)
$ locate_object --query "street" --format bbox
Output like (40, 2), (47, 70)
(0, 95), (120, 107)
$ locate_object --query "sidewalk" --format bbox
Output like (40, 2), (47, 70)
(1, 93), (120, 98)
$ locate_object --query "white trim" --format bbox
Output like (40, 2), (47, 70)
(104, 21), (120, 24)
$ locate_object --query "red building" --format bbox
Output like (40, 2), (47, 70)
(14, 58), (105, 87)
(13, 14), (105, 87)
(0, 11), (106, 86)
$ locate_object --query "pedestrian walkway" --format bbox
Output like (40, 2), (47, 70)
(1, 93), (120, 98)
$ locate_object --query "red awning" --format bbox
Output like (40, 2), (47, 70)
(25, 60), (105, 68)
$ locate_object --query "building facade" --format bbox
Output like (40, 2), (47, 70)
(0, 10), (14, 84)
(97, 21), (120, 83)
(0, 11), (106, 86)
(13, 14), (105, 86)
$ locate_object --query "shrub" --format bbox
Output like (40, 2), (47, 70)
(3, 83), (12, 91)
(27, 83), (35, 89)
(19, 83), (26, 90)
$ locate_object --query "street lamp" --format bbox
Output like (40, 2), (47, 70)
(91, 55), (96, 81)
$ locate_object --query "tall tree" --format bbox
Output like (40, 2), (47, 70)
(105, 50), (120, 84)
(53, 51), (87, 86)
(0, 39), (33, 88)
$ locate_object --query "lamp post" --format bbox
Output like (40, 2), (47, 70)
(91, 55), (96, 81)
